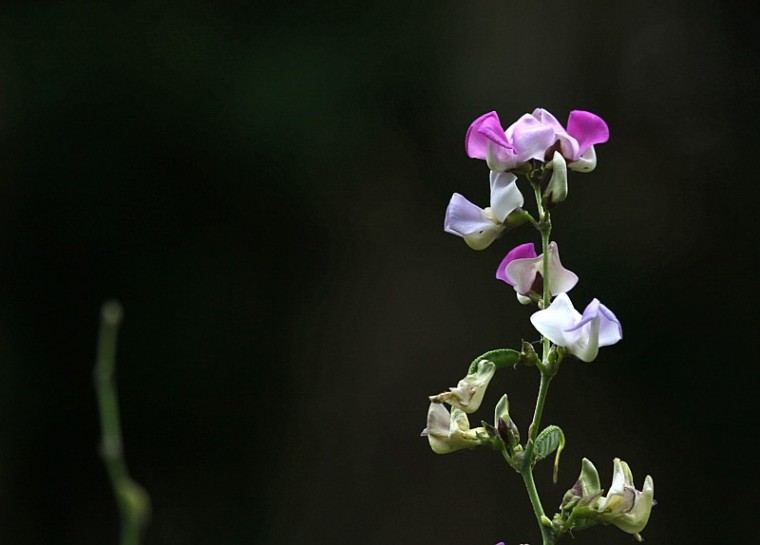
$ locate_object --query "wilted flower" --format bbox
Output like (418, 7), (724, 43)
(444, 171), (526, 250)
(561, 458), (655, 538)
(496, 242), (578, 302)
(428, 360), (496, 413)
(530, 293), (622, 362)
(421, 403), (487, 454)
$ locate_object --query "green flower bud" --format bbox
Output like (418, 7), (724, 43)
(543, 151), (568, 206)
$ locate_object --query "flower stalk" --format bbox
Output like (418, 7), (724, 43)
(424, 108), (653, 545)
(94, 300), (150, 545)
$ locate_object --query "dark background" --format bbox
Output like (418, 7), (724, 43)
(0, 1), (757, 544)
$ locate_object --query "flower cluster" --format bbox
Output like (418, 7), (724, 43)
(423, 108), (654, 544)
(445, 108), (609, 250)
(557, 458), (655, 540)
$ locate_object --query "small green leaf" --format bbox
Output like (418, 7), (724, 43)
(534, 425), (566, 482)
(534, 425), (563, 460)
(468, 349), (521, 374)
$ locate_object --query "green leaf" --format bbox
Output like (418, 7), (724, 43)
(534, 425), (566, 483)
(468, 349), (521, 374)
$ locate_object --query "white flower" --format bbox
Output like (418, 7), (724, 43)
(530, 293), (622, 362)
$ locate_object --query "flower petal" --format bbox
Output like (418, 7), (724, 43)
(465, 112), (517, 170)
(567, 110), (609, 156)
(613, 476), (655, 535)
(429, 360), (496, 413)
(496, 243), (537, 285)
(546, 242), (579, 295)
(567, 298), (622, 348)
(489, 171), (523, 222)
(505, 254), (542, 295)
(532, 108), (579, 160)
(444, 193), (490, 236)
(530, 293), (581, 347)
(505, 113), (557, 163)
(544, 151), (568, 205)
(568, 145), (597, 172)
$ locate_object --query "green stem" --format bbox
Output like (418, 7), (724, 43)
(94, 301), (150, 545)
(521, 462), (556, 545)
(520, 168), (558, 545)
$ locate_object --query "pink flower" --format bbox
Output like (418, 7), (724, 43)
(465, 109), (609, 172)
(496, 242), (578, 299)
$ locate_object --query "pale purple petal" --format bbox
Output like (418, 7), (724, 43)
(465, 111), (512, 159)
(597, 302), (623, 346)
(530, 293), (581, 346)
(531, 108), (564, 132)
(444, 193), (490, 236)
(546, 242), (579, 295)
(505, 113), (557, 163)
(531, 108), (579, 160)
(505, 256), (543, 294)
(489, 171), (523, 222)
(443, 194), (506, 249)
(496, 243), (536, 285)
(567, 299), (622, 345)
(567, 298), (601, 332)
(567, 110), (609, 156)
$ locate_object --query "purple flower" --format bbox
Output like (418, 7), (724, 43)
(530, 293), (622, 362)
(465, 108), (609, 173)
(444, 171), (525, 250)
(532, 108), (609, 172)
(496, 242), (578, 300)
(465, 111), (556, 172)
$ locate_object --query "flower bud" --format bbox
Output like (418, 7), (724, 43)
(543, 151), (568, 206)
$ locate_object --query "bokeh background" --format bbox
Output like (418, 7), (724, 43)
(0, 1), (757, 544)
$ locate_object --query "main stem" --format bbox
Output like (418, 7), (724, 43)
(94, 301), (150, 545)
(522, 173), (557, 545)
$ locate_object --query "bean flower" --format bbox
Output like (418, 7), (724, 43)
(530, 293), (622, 362)
(444, 171), (525, 250)
(428, 360), (496, 413)
(421, 403), (487, 454)
(496, 242), (578, 302)
(561, 458), (655, 537)
(466, 108), (609, 173)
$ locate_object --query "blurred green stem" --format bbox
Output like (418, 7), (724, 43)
(94, 300), (150, 545)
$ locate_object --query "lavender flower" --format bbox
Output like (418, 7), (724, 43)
(530, 293), (622, 362)
(444, 171), (525, 250)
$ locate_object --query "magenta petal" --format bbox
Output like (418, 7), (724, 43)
(465, 111), (512, 159)
(496, 242), (536, 285)
(567, 111), (609, 155)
